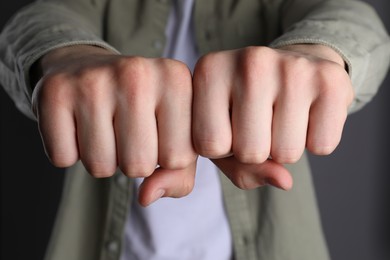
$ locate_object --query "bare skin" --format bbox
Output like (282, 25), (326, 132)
(193, 45), (353, 190)
(32, 44), (353, 206)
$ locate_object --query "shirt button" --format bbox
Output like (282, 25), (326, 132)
(204, 30), (214, 41)
(106, 240), (119, 253)
(116, 174), (128, 187)
(152, 39), (163, 50)
(238, 235), (249, 246)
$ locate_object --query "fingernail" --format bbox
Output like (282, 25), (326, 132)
(149, 189), (165, 205)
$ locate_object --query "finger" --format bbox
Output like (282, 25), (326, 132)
(138, 161), (197, 207)
(192, 55), (232, 158)
(156, 62), (197, 169)
(76, 105), (117, 177)
(271, 83), (311, 164)
(307, 91), (349, 155)
(38, 105), (79, 168)
(212, 156), (293, 191)
(231, 81), (273, 164)
(115, 93), (158, 178)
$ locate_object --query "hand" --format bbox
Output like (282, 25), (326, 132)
(32, 45), (197, 206)
(192, 45), (354, 190)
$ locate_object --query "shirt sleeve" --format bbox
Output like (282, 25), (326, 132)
(269, 0), (390, 113)
(0, 1), (119, 120)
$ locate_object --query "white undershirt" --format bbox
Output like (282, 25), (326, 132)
(120, 1), (232, 259)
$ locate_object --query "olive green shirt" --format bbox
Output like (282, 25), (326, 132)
(0, 0), (389, 260)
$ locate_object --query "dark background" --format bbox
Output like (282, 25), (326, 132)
(1, 0), (389, 259)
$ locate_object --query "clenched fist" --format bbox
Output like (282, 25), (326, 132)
(32, 45), (197, 206)
(192, 45), (353, 190)
(32, 44), (354, 205)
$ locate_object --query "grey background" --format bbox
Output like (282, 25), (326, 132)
(1, 0), (389, 259)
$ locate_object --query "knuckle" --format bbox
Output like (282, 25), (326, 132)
(317, 86), (344, 107)
(118, 56), (148, 74)
(307, 141), (337, 156)
(165, 173), (195, 198)
(164, 59), (190, 76)
(84, 161), (116, 178)
(271, 148), (302, 164)
(38, 66), (115, 112)
(79, 66), (112, 86)
(284, 59), (312, 87)
(310, 145), (335, 156)
(318, 60), (342, 77)
(179, 177), (195, 197)
(317, 63), (352, 101)
(47, 152), (77, 168)
(40, 74), (65, 93)
(159, 154), (195, 170)
(163, 60), (193, 94)
(240, 46), (273, 68)
(196, 53), (215, 70)
(116, 56), (150, 88)
(238, 47), (282, 94)
(231, 172), (254, 190)
(234, 150), (269, 165)
(120, 161), (155, 178)
(242, 46), (272, 60)
(37, 74), (70, 107)
(193, 53), (219, 87)
(194, 139), (231, 158)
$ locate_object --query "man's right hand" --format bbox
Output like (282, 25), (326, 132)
(32, 45), (197, 206)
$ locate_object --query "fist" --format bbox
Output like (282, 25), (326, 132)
(32, 45), (197, 205)
(192, 45), (353, 189)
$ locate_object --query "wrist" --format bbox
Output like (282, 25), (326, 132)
(41, 45), (115, 70)
(277, 44), (346, 69)
(30, 45), (116, 90)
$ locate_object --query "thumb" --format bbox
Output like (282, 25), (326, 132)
(138, 161), (197, 207)
(212, 157), (293, 190)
